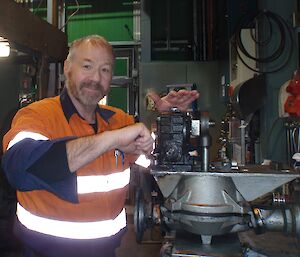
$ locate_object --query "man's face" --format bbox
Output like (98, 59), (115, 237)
(64, 42), (113, 107)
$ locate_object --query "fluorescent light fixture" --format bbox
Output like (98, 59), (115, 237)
(0, 37), (10, 57)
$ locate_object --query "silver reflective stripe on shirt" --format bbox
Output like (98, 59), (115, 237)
(7, 131), (49, 150)
(77, 168), (130, 194)
(17, 203), (127, 239)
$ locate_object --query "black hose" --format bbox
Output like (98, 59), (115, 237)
(233, 10), (294, 74)
(250, 13), (273, 47)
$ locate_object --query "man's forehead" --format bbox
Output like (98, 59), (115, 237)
(74, 43), (113, 63)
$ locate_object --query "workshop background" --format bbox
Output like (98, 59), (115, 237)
(1, 0), (300, 257)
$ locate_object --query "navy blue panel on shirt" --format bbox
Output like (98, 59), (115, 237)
(2, 136), (79, 203)
(28, 140), (71, 182)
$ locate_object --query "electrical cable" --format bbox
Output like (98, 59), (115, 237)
(233, 10), (294, 74)
(59, 0), (80, 31)
(237, 11), (285, 63)
(124, 24), (134, 40)
(249, 13), (273, 47)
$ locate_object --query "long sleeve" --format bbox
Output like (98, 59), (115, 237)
(2, 136), (78, 203)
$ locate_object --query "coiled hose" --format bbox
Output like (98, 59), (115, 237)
(233, 10), (294, 74)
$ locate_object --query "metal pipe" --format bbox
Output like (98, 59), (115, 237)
(202, 0), (206, 60)
(240, 120), (246, 166)
(133, 1), (141, 41)
(52, 0), (58, 27)
(193, 0), (198, 61)
(286, 122), (292, 167)
(252, 205), (300, 239)
(199, 134), (211, 172)
(166, 0), (171, 50)
(47, 0), (58, 27)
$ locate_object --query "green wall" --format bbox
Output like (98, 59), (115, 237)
(108, 58), (129, 112)
(66, 1), (134, 42)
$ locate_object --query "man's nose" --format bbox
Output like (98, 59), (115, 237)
(92, 70), (101, 81)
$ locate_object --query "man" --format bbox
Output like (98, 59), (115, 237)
(2, 35), (199, 257)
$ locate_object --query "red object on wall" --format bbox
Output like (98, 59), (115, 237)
(286, 71), (300, 96)
(284, 95), (300, 116)
(285, 70), (300, 116)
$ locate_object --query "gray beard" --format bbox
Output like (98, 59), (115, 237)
(69, 80), (106, 107)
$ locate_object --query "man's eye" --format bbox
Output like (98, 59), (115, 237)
(102, 67), (111, 73)
(83, 65), (91, 69)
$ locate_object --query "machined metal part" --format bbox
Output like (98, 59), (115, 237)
(150, 165), (300, 242)
(154, 109), (214, 173)
(137, 109), (300, 252)
(252, 204), (300, 240)
(151, 166), (300, 201)
(152, 172), (251, 238)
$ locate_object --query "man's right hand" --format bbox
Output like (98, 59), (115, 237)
(67, 122), (153, 172)
(114, 123), (154, 155)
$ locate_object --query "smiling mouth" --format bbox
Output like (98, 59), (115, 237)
(82, 85), (101, 94)
(84, 86), (98, 91)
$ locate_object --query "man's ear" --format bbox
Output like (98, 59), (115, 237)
(64, 59), (71, 75)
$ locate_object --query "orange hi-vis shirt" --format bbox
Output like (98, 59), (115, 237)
(2, 89), (137, 239)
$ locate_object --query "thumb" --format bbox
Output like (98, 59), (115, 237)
(147, 91), (161, 105)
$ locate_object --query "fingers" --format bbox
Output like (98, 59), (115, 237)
(167, 90), (178, 98)
(148, 89), (200, 112)
(135, 124), (154, 154)
(177, 89), (199, 98)
(135, 136), (154, 155)
(166, 90), (199, 101)
(172, 90), (199, 111)
(135, 143), (153, 155)
(117, 123), (154, 155)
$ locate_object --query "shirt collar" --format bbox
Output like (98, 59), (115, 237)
(60, 88), (115, 123)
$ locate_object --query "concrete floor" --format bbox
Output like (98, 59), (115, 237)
(239, 230), (300, 257)
(116, 224), (162, 257)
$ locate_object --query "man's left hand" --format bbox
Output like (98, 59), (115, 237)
(147, 89), (199, 112)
